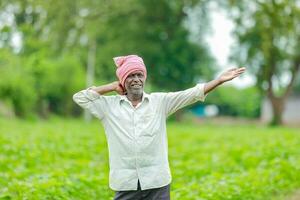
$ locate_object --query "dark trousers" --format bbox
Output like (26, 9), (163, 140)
(114, 180), (170, 200)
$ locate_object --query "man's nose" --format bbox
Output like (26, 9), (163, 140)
(133, 75), (139, 81)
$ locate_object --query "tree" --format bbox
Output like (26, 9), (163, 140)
(94, 0), (215, 91)
(223, 0), (300, 125)
(0, 0), (88, 117)
(0, 0), (215, 118)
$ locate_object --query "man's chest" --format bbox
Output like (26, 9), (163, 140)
(106, 101), (164, 136)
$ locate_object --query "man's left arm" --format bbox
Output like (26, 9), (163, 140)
(161, 67), (246, 116)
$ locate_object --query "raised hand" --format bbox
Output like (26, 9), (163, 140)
(217, 67), (246, 83)
(113, 81), (125, 95)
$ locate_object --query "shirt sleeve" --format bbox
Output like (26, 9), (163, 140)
(72, 86), (107, 120)
(162, 83), (207, 116)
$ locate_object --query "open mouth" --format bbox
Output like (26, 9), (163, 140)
(131, 84), (142, 88)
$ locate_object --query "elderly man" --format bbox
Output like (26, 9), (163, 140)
(73, 55), (246, 200)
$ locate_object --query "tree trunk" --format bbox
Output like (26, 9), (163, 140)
(174, 109), (184, 122)
(36, 99), (50, 119)
(85, 40), (96, 122)
(268, 95), (285, 126)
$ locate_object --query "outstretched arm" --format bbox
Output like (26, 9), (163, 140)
(204, 67), (246, 95)
(160, 67), (246, 116)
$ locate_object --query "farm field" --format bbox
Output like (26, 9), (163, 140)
(0, 118), (299, 200)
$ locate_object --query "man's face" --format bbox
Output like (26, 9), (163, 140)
(124, 70), (145, 96)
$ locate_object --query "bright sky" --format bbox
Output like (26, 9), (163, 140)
(206, 6), (255, 88)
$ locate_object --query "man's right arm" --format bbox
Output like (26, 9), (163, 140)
(72, 81), (123, 119)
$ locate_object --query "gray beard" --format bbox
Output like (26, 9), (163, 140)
(131, 88), (143, 95)
(126, 88), (143, 101)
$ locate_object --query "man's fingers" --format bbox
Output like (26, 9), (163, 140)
(236, 70), (245, 74)
(228, 67), (245, 75)
(229, 68), (238, 72)
(234, 72), (245, 78)
(234, 67), (246, 74)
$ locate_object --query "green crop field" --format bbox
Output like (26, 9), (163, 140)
(0, 118), (299, 200)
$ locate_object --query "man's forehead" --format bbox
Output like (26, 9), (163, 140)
(129, 70), (144, 75)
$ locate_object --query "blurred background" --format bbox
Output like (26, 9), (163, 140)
(0, 0), (299, 126)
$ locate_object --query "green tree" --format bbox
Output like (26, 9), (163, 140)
(0, 0), (88, 117)
(0, 0), (215, 118)
(223, 0), (300, 125)
(93, 0), (215, 91)
(0, 49), (37, 117)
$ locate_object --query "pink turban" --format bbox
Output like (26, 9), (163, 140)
(113, 55), (147, 88)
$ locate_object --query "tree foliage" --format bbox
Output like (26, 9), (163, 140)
(0, 0), (215, 117)
(223, 0), (300, 125)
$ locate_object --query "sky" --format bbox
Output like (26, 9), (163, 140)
(206, 6), (256, 88)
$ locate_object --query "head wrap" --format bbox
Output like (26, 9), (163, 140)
(113, 55), (147, 88)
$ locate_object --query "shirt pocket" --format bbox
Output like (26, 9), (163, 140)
(109, 109), (133, 129)
(140, 112), (160, 137)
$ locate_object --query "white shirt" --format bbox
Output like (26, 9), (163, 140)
(72, 83), (207, 191)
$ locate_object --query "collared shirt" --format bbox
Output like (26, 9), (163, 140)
(72, 83), (207, 191)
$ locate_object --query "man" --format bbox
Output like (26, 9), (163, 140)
(73, 55), (246, 200)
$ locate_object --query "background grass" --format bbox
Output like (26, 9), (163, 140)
(0, 118), (299, 199)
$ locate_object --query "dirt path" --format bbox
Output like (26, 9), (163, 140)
(285, 190), (300, 200)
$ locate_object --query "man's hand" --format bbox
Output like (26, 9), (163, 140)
(112, 81), (125, 95)
(204, 67), (246, 95)
(90, 81), (125, 95)
(217, 67), (246, 84)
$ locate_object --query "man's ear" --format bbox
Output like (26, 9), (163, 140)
(121, 85), (127, 95)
